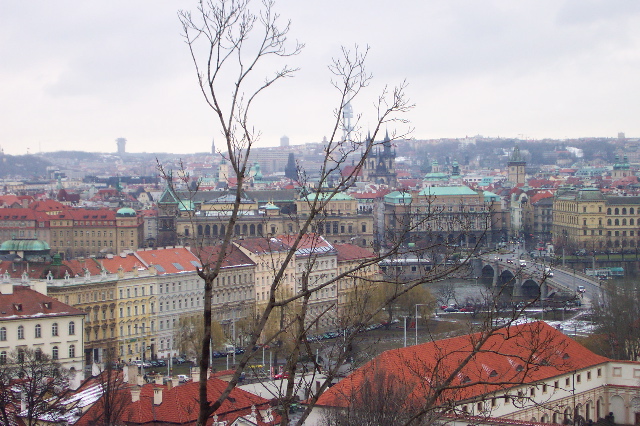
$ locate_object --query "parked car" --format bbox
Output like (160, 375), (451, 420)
(273, 372), (289, 380)
(544, 267), (554, 277)
(177, 374), (189, 383)
(444, 307), (459, 313)
(519, 260), (527, 267)
(577, 285), (586, 293)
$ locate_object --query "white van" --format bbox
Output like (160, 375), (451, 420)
(519, 260), (527, 267)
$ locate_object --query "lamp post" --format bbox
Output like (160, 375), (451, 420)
(415, 303), (430, 345)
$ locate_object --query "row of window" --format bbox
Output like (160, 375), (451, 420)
(120, 286), (154, 299)
(0, 345), (77, 363)
(0, 322), (75, 341)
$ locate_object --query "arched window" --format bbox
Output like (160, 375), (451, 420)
(205, 225), (210, 236)
(250, 224), (255, 236)
(615, 208), (620, 215)
(607, 208), (611, 215)
(623, 219), (627, 226)
(17, 350), (24, 363)
(17, 325), (24, 340)
(0, 351), (6, 364)
(35, 324), (41, 338)
(212, 224), (218, 236)
(242, 224), (248, 235)
(0, 327), (6, 341)
(52, 346), (59, 360)
(35, 348), (42, 360)
(257, 224), (263, 236)
(615, 219), (619, 226)
(197, 225), (203, 236)
(69, 321), (75, 335)
(69, 345), (75, 358)
(607, 219), (612, 226)
(623, 208), (627, 215)
(52, 323), (58, 336)
(631, 208), (635, 215)
(631, 218), (635, 225)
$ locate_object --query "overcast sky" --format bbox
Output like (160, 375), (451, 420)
(2, 1), (640, 155)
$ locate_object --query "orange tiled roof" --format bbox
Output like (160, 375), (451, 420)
(316, 321), (610, 409)
(0, 285), (84, 319)
(135, 247), (200, 274)
(120, 379), (278, 425)
(193, 244), (255, 269)
(333, 243), (376, 262)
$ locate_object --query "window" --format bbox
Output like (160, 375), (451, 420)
(0, 327), (6, 341)
(35, 324), (42, 338)
(52, 323), (59, 336)
(52, 346), (59, 360)
(597, 368), (602, 377)
(565, 377), (570, 386)
(17, 325), (24, 340)
(0, 351), (6, 364)
(69, 345), (75, 358)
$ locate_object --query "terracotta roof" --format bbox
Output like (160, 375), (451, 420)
(64, 258), (103, 276)
(316, 321), (610, 409)
(100, 253), (147, 274)
(235, 238), (290, 254)
(28, 199), (67, 212)
(0, 261), (74, 280)
(0, 208), (37, 221)
(122, 378), (278, 425)
(193, 244), (255, 269)
(333, 243), (376, 262)
(135, 247), (200, 275)
(277, 233), (333, 252)
(0, 285), (84, 320)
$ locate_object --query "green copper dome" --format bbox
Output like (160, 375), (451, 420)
(0, 239), (50, 252)
(116, 207), (137, 217)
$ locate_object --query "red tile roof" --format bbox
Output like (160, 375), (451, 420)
(193, 244), (255, 269)
(0, 285), (84, 320)
(333, 243), (376, 262)
(235, 238), (290, 254)
(316, 321), (610, 409)
(135, 247), (200, 274)
(119, 378), (278, 425)
(100, 253), (147, 274)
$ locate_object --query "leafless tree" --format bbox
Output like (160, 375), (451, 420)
(2, 348), (71, 426)
(89, 348), (134, 426)
(591, 277), (640, 360)
(163, 1), (552, 426)
(173, 313), (225, 364)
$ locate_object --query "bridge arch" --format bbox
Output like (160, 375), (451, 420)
(521, 279), (540, 299)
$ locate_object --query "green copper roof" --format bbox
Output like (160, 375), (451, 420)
(419, 186), (478, 197)
(116, 207), (137, 217)
(0, 239), (50, 252)
(384, 191), (412, 204)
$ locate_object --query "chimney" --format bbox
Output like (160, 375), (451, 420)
(130, 386), (141, 403)
(20, 391), (26, 412)
(171, 378), (179, 388)
(154, 376), (163, 385)
(0, 283), (13, 295)
(30, 281), (47, 295)
(136, 374), (144, 386)
(153, 387), (163, 405)
(124, 365), (137, 383)
(166, 379), (173, 391)
(191, 366), (200, 383)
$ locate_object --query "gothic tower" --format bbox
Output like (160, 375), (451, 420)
(507, 145), (526, 186)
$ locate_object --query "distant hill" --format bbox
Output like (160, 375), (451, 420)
(0, 155), (52, 179)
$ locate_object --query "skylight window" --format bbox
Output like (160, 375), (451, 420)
(172, 263), (184, 270)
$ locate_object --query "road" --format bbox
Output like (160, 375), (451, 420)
(485, 242), (602, 301)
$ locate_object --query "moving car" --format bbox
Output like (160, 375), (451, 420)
(544, 267), (554, 277)
(577, 285), (586, 293)
(519, 260), (527, 267)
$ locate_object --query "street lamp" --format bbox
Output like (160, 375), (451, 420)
(415, 304), (430, 345)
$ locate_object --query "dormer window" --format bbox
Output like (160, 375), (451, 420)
(43, 302), (52, 309)
(13, 304), (22, 311)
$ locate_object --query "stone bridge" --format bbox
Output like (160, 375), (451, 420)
(472, 258), (564, 300)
